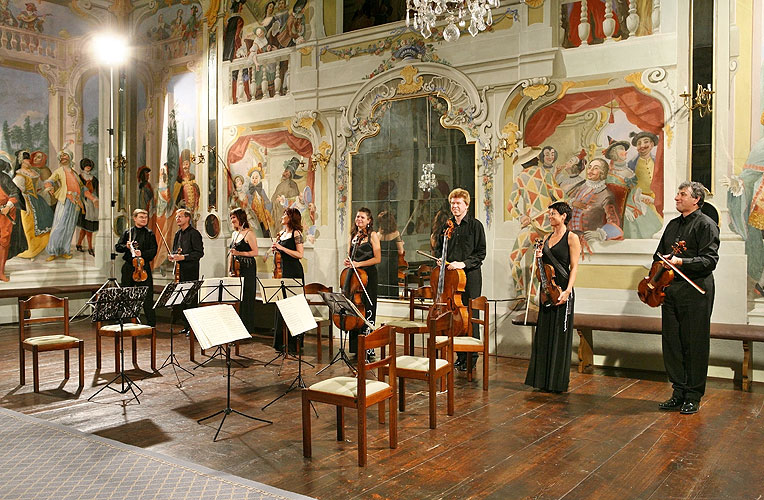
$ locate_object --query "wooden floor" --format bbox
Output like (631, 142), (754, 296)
(2, 318), (764, 500)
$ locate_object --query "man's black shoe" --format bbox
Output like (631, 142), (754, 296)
(680, 401), (699, 414)
(658, 396), (683, 411)
(454, 359), (466, 371)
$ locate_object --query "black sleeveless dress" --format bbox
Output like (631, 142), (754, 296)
(233, 231), (257, 334)
(273, 231), (304, 352)
(524, 230), (575, 392)
(348, 238), (377, 353)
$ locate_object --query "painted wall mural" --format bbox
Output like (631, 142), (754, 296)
(138, 1), (203, 59)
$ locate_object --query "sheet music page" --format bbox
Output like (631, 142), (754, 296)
(276, 294), (318, 337)
(184, 304), (251, 350)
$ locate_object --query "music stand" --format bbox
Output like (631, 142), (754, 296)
(194, 277), (245, 369)
(258, 277), (310, 374)
(187, 304), (272, 441)
(316, 291), (373, 375)
(262, 294), (318, 413)
(155, 281), (200, 385)
(88, 286), (148, 403)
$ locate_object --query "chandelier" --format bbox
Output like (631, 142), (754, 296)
(419, 163), (437, 192)
(406, 0), (501, 42)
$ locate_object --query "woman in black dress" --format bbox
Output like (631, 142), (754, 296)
(229, 208), (258, 333)
(376, 210), (404, 298)
(271, 207), (305, 352)
(524, 201), (581, 393)
(345, 208), (381, 358)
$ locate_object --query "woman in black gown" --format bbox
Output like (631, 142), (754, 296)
(228, 208), (258, 333)
(345, 208), (381, 358)
(376, 210), (404, 298)
(524, 201), (581, 392)
(271, 207), (305, 352)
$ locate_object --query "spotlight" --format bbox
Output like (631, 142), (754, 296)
(91, 32), (129, 66)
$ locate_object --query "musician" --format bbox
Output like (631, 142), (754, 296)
(228, 208), (258, 334)
(435, 188), (486, 372)
(169, 208), (204, 330)
(345, 207), (381, 359)
(656, 181), (719, 415)
(524, 201), (581, 392)
(115, 209), (158, 326)
(271, 207), (305, 353)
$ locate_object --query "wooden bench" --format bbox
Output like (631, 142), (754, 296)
(0, 283), (166, 300)
(513, 310), (764, 391)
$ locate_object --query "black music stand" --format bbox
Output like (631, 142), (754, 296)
(262, 294), (318, 414)
(258, 277), (310, 374)
(155, 281), (201, 385)
(194, 277), (245, 369)
(316, 291), (372, 376)
(188, 304), (272, 441)
(88, 286), (148, 403)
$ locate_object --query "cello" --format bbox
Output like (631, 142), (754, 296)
(333, 230), (370, 331)
(534, 238), (563, 306)
(427, 220), (469, 335)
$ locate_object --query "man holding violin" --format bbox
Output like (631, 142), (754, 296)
(168, 208), (205, 331)
(115, 209), (158, 326)
(655, 181), (719, 415)
(435, 188), (486, 372)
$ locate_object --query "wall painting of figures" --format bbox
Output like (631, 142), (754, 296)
(138, 1), (203, 59)
(225, 126), (319, 243)
(504, 85), (664, 298)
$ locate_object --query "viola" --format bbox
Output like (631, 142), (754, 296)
(534, 238), (562, 306)
(273, 231), (284, 279)
(333, 230), (369, 331)
(229, 253), (241, 277)
(638, 241), (686, 307)
(173, 245), (182, 283)
(427, 220), (469, 335)
(129, 235), (148, 283)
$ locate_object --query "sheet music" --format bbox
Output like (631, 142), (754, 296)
(199, 277), (243, 303)
(276, 294), (318, 337)
(165, 282), (197, 307)
(184, 304), (251, 350)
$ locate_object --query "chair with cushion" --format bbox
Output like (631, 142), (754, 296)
(96, 319), (156, 373)
(385, 285), (433, 356)
(437, 296), (490, 390)
(18, 294), (84, 393)
(303, 282), (333, 364)
(380, 310), (453, 430)
(302, 324), (397, 467)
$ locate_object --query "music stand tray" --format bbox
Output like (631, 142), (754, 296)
(316, 291), (372, 376)
(88, 286), (148, 403)
(194, 277), (246, 369)
(186, 304), (272, 441)
(258, 278), (307, 373)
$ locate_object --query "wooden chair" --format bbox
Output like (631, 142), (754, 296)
(302, 324), (397, 467)
(96, 319), (156, 373)
(437, 296), (490, 390)
(404, 264), (432, 298)
(18, 294), (84, 393)
(385, 285), (433, 356)
(303, 282), (333, 364)
(380, 310), (454, 430)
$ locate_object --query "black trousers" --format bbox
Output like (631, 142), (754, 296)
(661, 276), (715, 403)
(120, 263), (155, 327)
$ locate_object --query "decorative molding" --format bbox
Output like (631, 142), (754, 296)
(624, 71), (650, 94)
(522, 83), (549, 100)
(557, 81), (577, 100)
(397, 65), (424, 95)
(291, 109), (333, 171)
(525, 0), (545, 6)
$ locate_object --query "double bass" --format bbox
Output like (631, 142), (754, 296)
(333, 230), (370, 331)
(534, 238), (562, 306)
(428, 220), (469, 335)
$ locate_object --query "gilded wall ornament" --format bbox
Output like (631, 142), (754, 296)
(398, 65), (424, 94)
(522, 83), (549, 100)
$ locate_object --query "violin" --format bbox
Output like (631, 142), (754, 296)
(128, 230), (148, 282)
(333, 229), (369, 331)
(229, 251), (241, 277)
(427, 220), (469, 335)
(272, 230), (284, 279)
(534, 238), (563, 306)
(638, 241), (686, 307)
(172, 245), (182, 283)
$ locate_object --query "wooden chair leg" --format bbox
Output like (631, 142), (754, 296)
(358, 405), (367, 467)
(428, 374), (437, 429)
(329, 323), (334, 360)
(113, 335), (120, 372)
(19, 346), (25, 385)
(132, 337), (138, 368)
(389, 390), (397, 449)
(447, 368), (454, 416)
(302, 391), (312, 458)
(96, 331), (102, 370)
(742, 340), (752, 392)
(336, 406), (344, 441)
(64, 349), (70, 379)
(467, 352), (473, 382)
(32, 346), (39, 393)
(577, 328), (594, 374)
(398, 377), (406, 412)
(378, 370), (386, 424)
(483, 344), (489, 391)
(151, 330), (157, 372)
(78, 341), (84, 390)
(316, 324), (322, 364)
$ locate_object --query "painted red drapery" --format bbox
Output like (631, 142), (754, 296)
(524, 87), (665, 214)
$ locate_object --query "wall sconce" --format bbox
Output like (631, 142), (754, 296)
(310, 141), (332, 170)
(680, 83), (714, 118)
(190, 145), (207, 164)
(481, 143), (493, 162)
(116, 154), (127, 169)
(496, 138), (510, 157)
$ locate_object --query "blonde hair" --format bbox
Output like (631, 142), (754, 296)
(448, 188), (470, 206)
(132, 209), (148, 217)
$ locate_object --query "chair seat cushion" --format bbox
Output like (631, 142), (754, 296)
(23, 335), (80, 347)
(308, 376), (389, 398)
(386, 319), (427, 329)
(397, 355), (448, 372)
(436, 335), (483, 347)
(313, 315), (330, 323)
(100, 324), (152, 335)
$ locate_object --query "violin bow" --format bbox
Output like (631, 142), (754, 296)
(347, 231), (374, 309)
(415, 249), (451, 266)
(524, 242), (539, 325)
(656, 254), (706, 295)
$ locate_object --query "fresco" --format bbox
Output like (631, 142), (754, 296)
(225, 128), (319, 242)
(505, 86), (665, 297)
(560, 0), (654, 48)
(138, 1), (203, 58)
(0, 0), (92, 37)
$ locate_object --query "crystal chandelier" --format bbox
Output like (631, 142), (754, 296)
(419, 163), (437, 192)
(406, 0), (501, 42)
